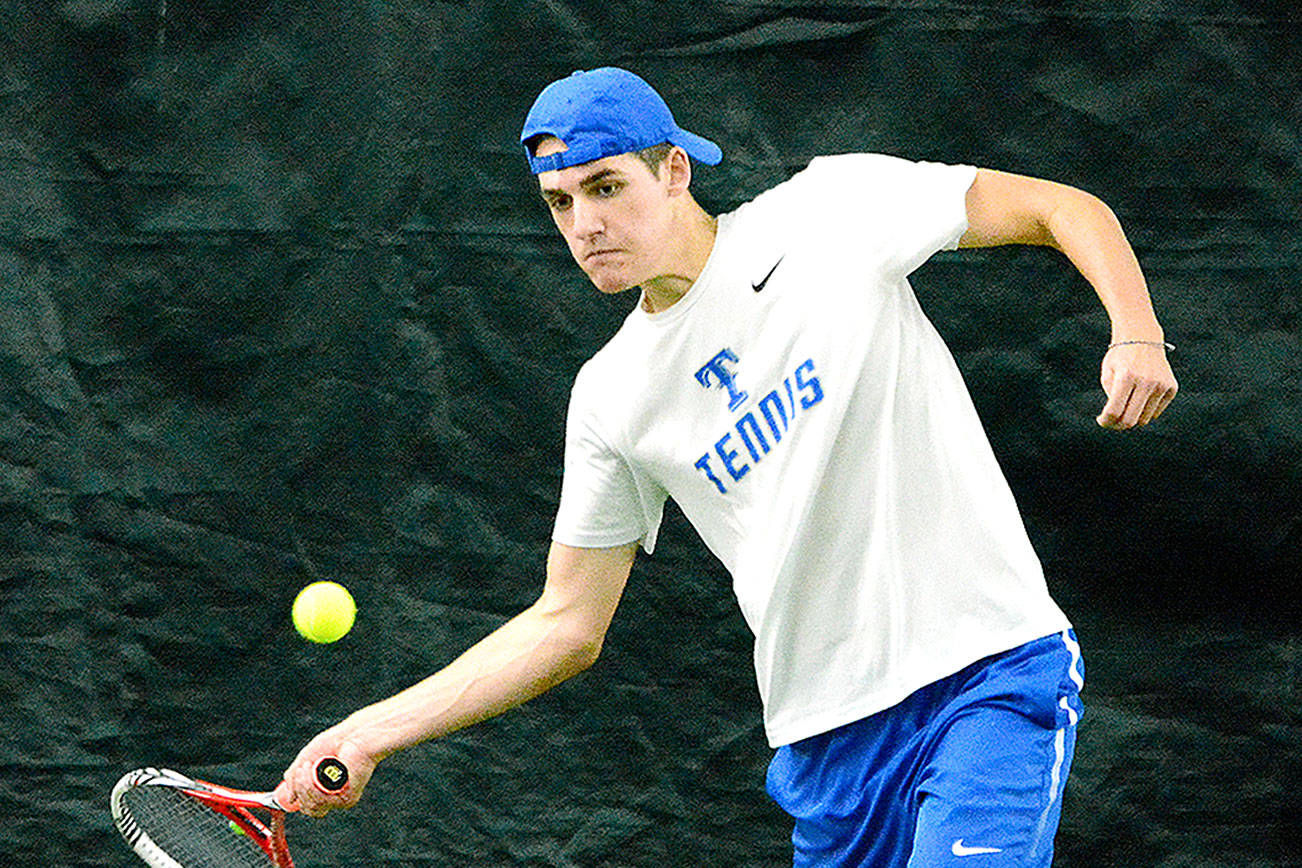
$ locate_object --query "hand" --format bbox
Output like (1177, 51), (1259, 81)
(1096, 342), (1178, 429)
(275, 728), (377, 818)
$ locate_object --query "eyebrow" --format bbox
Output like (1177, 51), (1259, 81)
(540, 167), (625, 201)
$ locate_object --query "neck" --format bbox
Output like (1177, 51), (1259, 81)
(639, 199), (717, 314)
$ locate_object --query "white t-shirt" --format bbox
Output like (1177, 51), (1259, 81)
(552, 153), (1072, 747)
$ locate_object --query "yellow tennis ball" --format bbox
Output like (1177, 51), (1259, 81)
(292, 581), (356, 643)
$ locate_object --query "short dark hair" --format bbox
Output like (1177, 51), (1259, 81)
(522, 136), (676, 175)
(633, 143), (674, 176)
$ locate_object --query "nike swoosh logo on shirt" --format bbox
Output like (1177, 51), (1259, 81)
(951, 840), (1004, 857)
(752, 256), (784, 292)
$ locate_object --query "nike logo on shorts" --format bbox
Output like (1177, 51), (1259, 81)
(951, 839), (1004, 856)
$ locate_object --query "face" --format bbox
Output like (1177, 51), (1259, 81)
(534, 138), (679, 295)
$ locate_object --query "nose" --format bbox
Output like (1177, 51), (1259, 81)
(570, 198), (604, 241)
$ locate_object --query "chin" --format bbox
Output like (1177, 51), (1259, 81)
(584, 268), (638, 296)
(592, 280), (637, 296)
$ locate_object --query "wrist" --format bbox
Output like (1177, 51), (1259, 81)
(340, 704), (431, 763)
(1109, 324), (1163, 343)
(332, 711), (390, 763)
(1107, 338), (1174, 352)
(1109, 317), (1168, 352)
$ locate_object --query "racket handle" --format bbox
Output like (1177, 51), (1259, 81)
(312, 756), (350, 794)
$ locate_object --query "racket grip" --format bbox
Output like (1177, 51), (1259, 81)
(312, 756), (350, 794)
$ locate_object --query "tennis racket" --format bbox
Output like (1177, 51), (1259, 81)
(110, 757), (350, 868)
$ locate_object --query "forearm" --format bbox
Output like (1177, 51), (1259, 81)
(1043, 191), (1164, 341)
(961, 169), (1177, 429)
(337, 600), (600, 761)
(280, 542), (635, 816)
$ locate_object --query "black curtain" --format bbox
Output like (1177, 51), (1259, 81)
(2, 1), (1299, 864)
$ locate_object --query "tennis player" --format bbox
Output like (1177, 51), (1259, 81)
(279, 67), (1177, 865)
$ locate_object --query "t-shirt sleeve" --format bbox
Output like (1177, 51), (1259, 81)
(798, 153), (978, 278)
(551, 381), (665, 553)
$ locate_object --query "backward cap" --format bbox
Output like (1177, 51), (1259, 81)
(521, 67), (723, 174)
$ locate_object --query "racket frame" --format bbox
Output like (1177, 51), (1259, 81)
(111, 767), (295, 868)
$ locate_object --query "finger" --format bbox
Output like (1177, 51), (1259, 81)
(1097, 378), (1135, 429)
(1153, 385), (1177, 419)
(1145, 385), (1177, 425)
(303, 789), (352, 818)
(290, 761), (327, 817)
(295, 784), (329, 818)
(1135, 384), (1169, 426)
(1120, 382), (1155, 428)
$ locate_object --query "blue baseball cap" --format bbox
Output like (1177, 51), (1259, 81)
(521, 67), (723, 174)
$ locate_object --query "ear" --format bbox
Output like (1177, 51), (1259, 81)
(665, 146), (692, 196)
(529, 134), (569, 159)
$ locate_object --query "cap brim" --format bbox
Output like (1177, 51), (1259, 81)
(671, 129), (723, 166)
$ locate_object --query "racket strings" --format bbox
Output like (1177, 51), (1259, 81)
(121, 786), (275, 868)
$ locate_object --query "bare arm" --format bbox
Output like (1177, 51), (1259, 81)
(277, 540), (637, 816)
(960, 168), (1178, 429)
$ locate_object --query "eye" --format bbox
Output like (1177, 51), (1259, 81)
(594, 182), (621, 198)
(547, 194), (572, 212)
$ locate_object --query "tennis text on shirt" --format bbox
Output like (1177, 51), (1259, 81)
(693, 354), (823, 494)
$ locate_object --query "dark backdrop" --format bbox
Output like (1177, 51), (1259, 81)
(1, 1), (1299, 865)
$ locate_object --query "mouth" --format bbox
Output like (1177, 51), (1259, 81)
(583, 249), (623, 263)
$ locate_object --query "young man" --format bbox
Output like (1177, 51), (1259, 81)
(278, 67), (1177, 865)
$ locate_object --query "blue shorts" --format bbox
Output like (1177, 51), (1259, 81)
(766, 631), (1084, 867)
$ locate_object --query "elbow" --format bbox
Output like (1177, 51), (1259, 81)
(1045, 188), (1122, 251)
(535, 606), (607, 678)
(560, 624), (605, 674)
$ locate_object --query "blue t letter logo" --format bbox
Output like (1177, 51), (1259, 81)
(695, 349), (748, 411)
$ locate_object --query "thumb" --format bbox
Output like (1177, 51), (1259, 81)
(274, 779), (301, 812)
